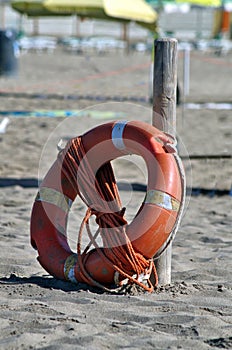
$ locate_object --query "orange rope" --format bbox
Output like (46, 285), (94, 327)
(58, 137), (158, 292)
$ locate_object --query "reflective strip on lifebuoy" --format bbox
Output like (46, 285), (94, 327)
(144, 189), (180, 211)
(35, 187), (73, 213)
(30, 120), (183, 287)
(111, 121), (127, 150)
(64, 254), (78, 283)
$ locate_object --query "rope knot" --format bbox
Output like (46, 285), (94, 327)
(91, 206), (127, 228)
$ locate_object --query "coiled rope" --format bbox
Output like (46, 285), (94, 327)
(58, 137), (158, 292)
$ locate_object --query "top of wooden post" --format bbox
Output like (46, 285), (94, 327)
(152, 38), (178, 137)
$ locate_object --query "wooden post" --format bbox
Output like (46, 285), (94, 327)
(121, 22), (129, 54)
(33, 18), (39, 36)
(72, 15), (80, 37)
(152, 38), (178, 285)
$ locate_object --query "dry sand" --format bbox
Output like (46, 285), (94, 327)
(0, 46), (232, 349)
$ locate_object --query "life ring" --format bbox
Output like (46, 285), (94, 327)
(30, 120), (183, 289)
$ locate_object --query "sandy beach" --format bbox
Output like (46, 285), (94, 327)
(0, 44), (232, 349)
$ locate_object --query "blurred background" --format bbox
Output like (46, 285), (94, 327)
(0, 0), (231, 56)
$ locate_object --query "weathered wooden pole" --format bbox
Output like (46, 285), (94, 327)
(33, 18), (39, 36)
(121, 23), (129, 54)
(152, 38), (178, 285)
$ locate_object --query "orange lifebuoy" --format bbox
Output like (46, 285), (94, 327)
(30, 120), (183, 289)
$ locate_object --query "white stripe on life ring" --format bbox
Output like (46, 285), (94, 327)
(35, 187), (73, 213)
(111, 121), (127, 150)
(64, 254), (78, 283)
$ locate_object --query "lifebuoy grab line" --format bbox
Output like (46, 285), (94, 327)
(30, 120), (184, 292)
